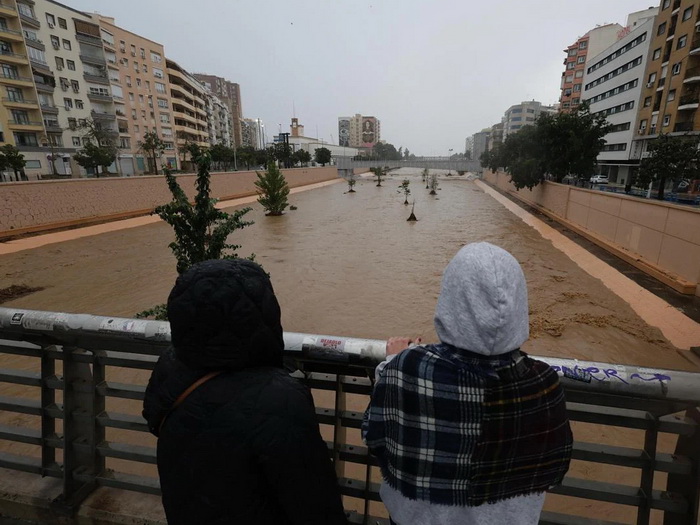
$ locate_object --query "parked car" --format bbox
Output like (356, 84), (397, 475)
(590, 174), (609, 184)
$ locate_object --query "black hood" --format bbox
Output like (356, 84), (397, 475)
(167, 259), (284, 370)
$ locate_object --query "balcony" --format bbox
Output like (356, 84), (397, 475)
(23, 36), (44, 51)
(18, 12), (40, 29)
(86, 92), (112, 102)
(683, 66), (700, 84)
(677, 94), (700, 110)
(8, 119), (44, 131)
(83, 72), (109, 85)
(657, 76), (666, 90)
(91, 110), (116, 120)
(0, 72), (33, 86)
(79, 53), (106, 66)
(690, 36), (700, 56)
(40, 103), (58, 114)
(673, 121), (695, 132)
(29, 57), (50, 72)
(2, 96), (37, 108)
(34, 79), (54, 92)
(75, 32), (102, 47)
(43, 122), (62, 133)
(0, 25), (24, 42)
(0, 2), (17, 15)
(0, 50), (27, 65)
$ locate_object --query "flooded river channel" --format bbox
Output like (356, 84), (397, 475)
(0, 168), (696, 523)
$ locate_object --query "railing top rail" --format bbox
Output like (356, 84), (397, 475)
(1, 307), (698, 403)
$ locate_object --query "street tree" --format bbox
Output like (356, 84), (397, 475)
(237, 146), (256, 170)
(638, 133), (700, 200)
(136, 149), (254, 319)
(314, 147), (332, 166)
(398, 178), (411, 204)
(255, 161), (290, 215)
(138, 131), (166, 175)
(293, 149), (311, 167)
(73, 141), (116, 177)
(0, 144), (26, 180)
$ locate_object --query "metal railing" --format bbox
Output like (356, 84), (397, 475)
(0, 307), (698, 525)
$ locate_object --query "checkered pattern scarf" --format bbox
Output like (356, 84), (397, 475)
(363, 344), (573, 506)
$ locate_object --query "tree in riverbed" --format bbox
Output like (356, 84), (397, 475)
(371, 166), (386, 187)
(136, 149), (254, 319)
(428, 173), (439, 195)
(255, 161), (290, 215)
(347, 175), (356, 193)
(398, 178), (411, 204)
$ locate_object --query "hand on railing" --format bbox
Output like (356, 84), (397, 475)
(386, 336), (422, 355)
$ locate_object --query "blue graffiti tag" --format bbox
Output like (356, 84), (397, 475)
(552, 365), (672, 386)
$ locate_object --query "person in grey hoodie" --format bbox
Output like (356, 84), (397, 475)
(363, 242), (573, 525)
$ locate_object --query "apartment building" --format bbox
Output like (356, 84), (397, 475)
(87, 15), (176, 174)
(502, 100), (557, 139)
(193, 73), (241, 147)
(338, 114), (381, 149)
(471, 129), (491, 162)
(0, 0), (40, 177)
(634, 0), (700, 155)
(560, 24), (622, 112)
(241, 117), (264, 149)
(166, 58), (208, 154)
(581, 9), (658, 184)
(205, 92), (231, 147)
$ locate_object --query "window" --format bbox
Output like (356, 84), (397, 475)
(136, 78), (141, 87)
(50, 35), (60, 49)
(140, 48), (145, 59)
(13, 132), (38, 147)
(1, 63), (18, 79)
(27, 46), (46, 64)
(67, 60), (75, 71)
(565, 74), (573, 82)
(667, 89), (676, 102)
(75, 99), (84, 109)
(134, 125), (139, 133)
(157, 98), (168, 108)
(16, 3), (35, 19)
(55, 57), (64, 69)
(71, 80), (79, 93)
(150, 51), (162, 63)
(577, 56), (585, 64)
(575, 70), (583, 78)
(567, 62), (575, 70)
(141, 109), (146, 119)
(63, 97), (72, 109)
(145, 81), (150, 91)
(10, 109), (29, 124)
(142, 64), (148, 73)
(571, 97), (580, 105)
(639, 119), (648, 132)
(155, 82), (166, 94)
(67, 117), (76, 130)
(644, 96), (652, 107)
(658, 22), (667, 36)
(662, 0), (670, 8)
(160, 112), (170, 123)
(677, 35), (688, 49)
(122, 59), (128, 67)
(6, 86), (22, 102)
(673, 62), (682, 75)
(130, 44), (136, 56)
(139, 94), (144, 103)
(46, 13), (55, 25)
(648, 72), (657, 84)
(574, 84), (581, 92)
(579, 41), (587, 49)
(511, 116), (522, 122)
(119, 40), (126, 52)
(58, 17), (67, 29)
(568, 49), (577, 57)
(526, 108), (535, 114)
(72, 136), (80, 146)
(134, 61), (139, 72)
(683, 6), (693, 21)
(663, 114), (671, 126)
(62, 39), (71, 50)
(564, 88), (572, 96)
(653, 48), (661, 60)
(131, 109), (137, 119)
(128, 92), (134, 101)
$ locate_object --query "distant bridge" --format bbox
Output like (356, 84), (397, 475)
(334, 156), (481, 172)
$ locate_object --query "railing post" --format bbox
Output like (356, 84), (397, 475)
(51, 345), (99, 515)
(40, 345), (55, 476)
(664, 407), (700, 525)
(332, 374), (347, 481)
(637, 413), (658, 525)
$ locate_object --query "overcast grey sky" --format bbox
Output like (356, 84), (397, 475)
(69, 0), (653, 155)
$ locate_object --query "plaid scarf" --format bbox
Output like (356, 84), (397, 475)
(362, 344), (572, 506)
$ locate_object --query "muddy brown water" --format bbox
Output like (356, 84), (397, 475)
(0, 168), (695, 523)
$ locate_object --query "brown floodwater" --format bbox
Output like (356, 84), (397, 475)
(0, 168), (696, 524)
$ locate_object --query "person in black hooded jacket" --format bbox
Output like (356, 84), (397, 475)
(143, 259), (348, 525)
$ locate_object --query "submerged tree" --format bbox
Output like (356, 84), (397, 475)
(347, 175), (356, 193)
(371, 166), (386, 187)
(136, 150), (254, 319)
(255, 161), (290, 215)
(422, 168), (429, 182)
(428, 173), (439, 195)
(398, 178), (411, 204)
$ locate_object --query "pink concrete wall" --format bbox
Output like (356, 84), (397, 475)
(483, 170), (700, 292)
(0, 167), (338, 237)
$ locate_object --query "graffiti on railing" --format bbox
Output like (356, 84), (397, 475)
(552, 364), (671, 386)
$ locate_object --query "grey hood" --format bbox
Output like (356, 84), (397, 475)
(434, 242), (529, 356)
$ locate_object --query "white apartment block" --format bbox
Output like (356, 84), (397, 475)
(205, 91), (231, 147)
(502, 100), (557, 139)
(581, 10), (657, 185)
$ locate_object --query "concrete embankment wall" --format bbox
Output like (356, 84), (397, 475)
(0, 167), (338, 239)
(483, 170), (700, 296)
